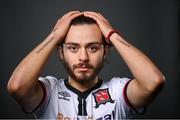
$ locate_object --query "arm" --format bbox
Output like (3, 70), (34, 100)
(7, 11), (83, 112)
(84, 11), (165, 108)
(109, 32), (165, 108)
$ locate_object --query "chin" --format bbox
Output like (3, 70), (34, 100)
(75, 73), (95, 82)
(76, 75), (90, 81)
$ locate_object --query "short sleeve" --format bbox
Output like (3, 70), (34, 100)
(109, 77), (146, 118)
(109, 77), (134, 118)
(33, 76), (59, 116)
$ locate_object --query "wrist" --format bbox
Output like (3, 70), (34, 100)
(106, 29), (120, 45)
(50, 31), (63, 44)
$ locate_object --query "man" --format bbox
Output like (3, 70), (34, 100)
(7, 11), (165, 119)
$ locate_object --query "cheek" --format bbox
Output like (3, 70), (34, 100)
(63, 53), (73, 65)
(63, 52), (78, 67)
(90, 53), (104, 66)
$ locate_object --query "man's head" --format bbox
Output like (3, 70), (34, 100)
(59, 15), (109, 84)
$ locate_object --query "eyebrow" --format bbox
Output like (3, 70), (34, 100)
(64, 43), (79, 46)
(64, 42), (103, 46)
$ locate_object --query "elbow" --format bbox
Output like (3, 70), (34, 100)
(155, 74), (165, 88)
(7, 76), (21, 96)
(148, 73), (166, 93)
(7, 75), (27, 97)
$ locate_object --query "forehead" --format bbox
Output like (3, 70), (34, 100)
(64, 24), (103, 44)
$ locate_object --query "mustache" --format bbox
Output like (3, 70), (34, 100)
(73, 63), (93, 69)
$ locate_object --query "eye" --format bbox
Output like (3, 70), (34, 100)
(88, 45), (99, 53)
(66, 45), (79, 53)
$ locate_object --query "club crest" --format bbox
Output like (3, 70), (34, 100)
(93, 88), (114, 108)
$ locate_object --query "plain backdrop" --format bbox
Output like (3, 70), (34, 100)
(1, 0), (179, 118)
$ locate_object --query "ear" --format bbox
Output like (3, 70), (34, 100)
(58, 45), (64, 61)
(103, 45), (109, 59)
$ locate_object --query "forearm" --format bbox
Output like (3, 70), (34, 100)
(110, 33), (165, 91)
(8, 32), (60, 96)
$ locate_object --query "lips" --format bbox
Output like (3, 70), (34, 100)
(77, 67), (90, 72)
(73, 63), (93, 71)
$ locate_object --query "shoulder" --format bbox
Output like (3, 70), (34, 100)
(102, 77), (132, 93)
(106, 77), (131, 86)
(38, 76), (64, 89)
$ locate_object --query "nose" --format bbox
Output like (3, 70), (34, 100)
(79, 48), (89, 62)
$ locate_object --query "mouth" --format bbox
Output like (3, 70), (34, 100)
(73, 63), (93, 72)
(77, 67), (90, 72)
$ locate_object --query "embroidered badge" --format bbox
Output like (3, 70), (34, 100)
(58, 91), (71, 101)
(93, 88), (115, 108)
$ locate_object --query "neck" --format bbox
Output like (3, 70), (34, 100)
(68, 76), (98, 92)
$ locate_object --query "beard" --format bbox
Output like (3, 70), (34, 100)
(62, 59), (104, 84)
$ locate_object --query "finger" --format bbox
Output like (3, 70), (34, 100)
(61, 11), (81, 19)
(84, 11), (107, 21)
(53, 12), (83, 32)
(97, 12), (107, 20)
(84, 12), (101, 23)
(84, 11), (100, 19)
(69, 12), (84, 21)
(55, 11), (81, 26)
(84, 12), (107, 24)
(65, 11), (81, 16)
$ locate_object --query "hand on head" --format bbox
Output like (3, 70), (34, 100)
(52, 11), (83, 43)
(53, 11), (113, 45)
(83, 11), (113, 38)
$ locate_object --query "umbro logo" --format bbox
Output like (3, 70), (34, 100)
(58, 91), (71, 101)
